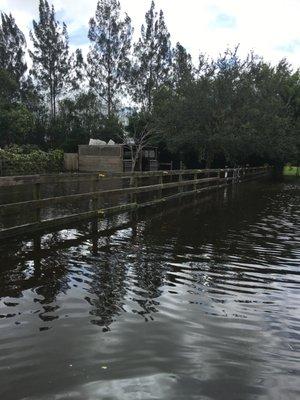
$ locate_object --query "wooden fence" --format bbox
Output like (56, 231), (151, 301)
(0, 166), (271, 241)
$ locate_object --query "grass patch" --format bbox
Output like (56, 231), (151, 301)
(283, 165), (300, 176)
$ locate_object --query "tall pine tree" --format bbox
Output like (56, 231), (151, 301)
(0, 12), (27, 86)
(69, 49), (86, 91)
(29, 0), (70, 120)
(172, 42), (194, 91)
(132, 1), (172, 111)
(87, 0), (133, 117)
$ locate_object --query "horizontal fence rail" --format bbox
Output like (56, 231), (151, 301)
(0, 166), (271, 240)
(0, 167), (260, 187)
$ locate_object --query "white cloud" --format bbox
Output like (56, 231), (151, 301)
(1, 0), (300, 68)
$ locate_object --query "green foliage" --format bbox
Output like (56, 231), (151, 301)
(0, 3), (299, 172)
(132, 0), (172, 110)
(0, 12), (27, 86)
(29, 0), (70, 120)
(96, 115), (124, 143)
(0, 69), (34, 147)
(0, 145), (63, 175)
(153, 49), (300, 167)
(69, 49), (86, 91)
(0, 68), (18, 102)
(127, 111), (152, 138)
(0, 104), (34, 146)
(283, 165), (300, 176)
(172, 42), (194, 91)
(47, 92), (124, 151)
(87, 0), (133, 117)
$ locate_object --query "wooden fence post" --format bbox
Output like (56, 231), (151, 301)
(159, 172), (163, 200)
(33, 182), (41, 222)
(193, 172), (197, 192)
(91, 175), (99, 238)
(134, 175), (138, 204)
(178, 172), (183, 194)
(218, 169), (221, 188)
(224, 166), (228, 185)
(92, 175), (99, 211)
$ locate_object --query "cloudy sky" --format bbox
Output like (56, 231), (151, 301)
(1, 0), (300, 68)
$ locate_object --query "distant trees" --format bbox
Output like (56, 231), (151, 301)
(0, 13), (32, 147)
(87, 0), (133, 117)
(0, 71), (33, 146)
(132, 0), (172, 111)
(153, 49), (299, 167)
(172, 43), (194, 90)
(0, 0), (299, 167)
(29, 0), (70, 120)
(55, 92), (102, 150)
(0, 12), (27, 87)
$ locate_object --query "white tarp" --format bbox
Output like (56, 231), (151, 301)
(89, 139), (106, 146)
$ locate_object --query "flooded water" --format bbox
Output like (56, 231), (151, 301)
(0, 178), (299, 400)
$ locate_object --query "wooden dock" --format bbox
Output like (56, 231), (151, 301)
(0, 166), (271, 241)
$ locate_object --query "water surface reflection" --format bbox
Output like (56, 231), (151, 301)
(0, 179), (299, 400)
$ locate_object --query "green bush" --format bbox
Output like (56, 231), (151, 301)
(0, 145), (64, 175)
(283, 165), (300, 176)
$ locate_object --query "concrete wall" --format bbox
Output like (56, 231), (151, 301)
(78, 145), (123, 173)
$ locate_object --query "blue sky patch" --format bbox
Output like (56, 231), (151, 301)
(69, 26), (89, 46)
(211, 13), (236, 29)
(277, 40), (300, 53)
(56, 9), (72, 24)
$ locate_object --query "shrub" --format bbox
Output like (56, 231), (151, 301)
(0, 145), (64, 175)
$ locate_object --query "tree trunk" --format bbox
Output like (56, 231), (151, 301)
(107, 17), (112, 118)
(53, 86), (56, 120)
(205, 149), (214, 169)
(50, 83), (54, 120)
(147, 68), (153, 111)
(107, 78), (111, 118)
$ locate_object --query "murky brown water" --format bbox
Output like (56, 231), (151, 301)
(0, 178), (299, 400)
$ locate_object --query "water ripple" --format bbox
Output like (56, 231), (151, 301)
(0, 179), (299, 400)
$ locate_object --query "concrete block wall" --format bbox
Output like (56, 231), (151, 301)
(78, 145), (123, 173)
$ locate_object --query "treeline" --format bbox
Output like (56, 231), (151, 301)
(0, 0), (299, 168)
